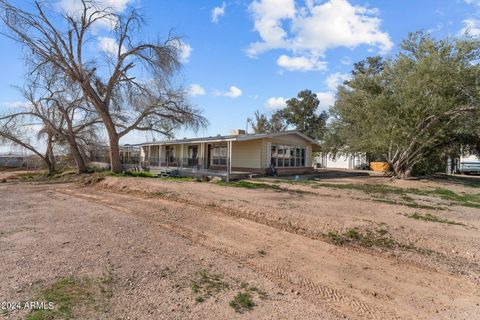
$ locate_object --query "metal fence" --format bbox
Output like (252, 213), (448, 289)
(0, 155), (45, 170)
(88, 146), (141, 165)
(0, 155), (75, 171)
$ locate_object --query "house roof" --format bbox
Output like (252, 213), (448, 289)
(139, 130), (321, 147)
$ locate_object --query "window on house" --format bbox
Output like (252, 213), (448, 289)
(270, 144), (306, 167)
(212, 145), (227, 166)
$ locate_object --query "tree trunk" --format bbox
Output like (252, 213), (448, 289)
(101, 116), (123, 173)
(103, 121), (123, 173)
(109, 136), (122, 173)
(392, 160), (414, 179)
(395, 167), (413, 179)
(68, 139), (89, 173)
(43, 156), (51, 175)
(45, 135), (56, 175)
(46, 159), (55, 176)
(80, 84), (123, 173)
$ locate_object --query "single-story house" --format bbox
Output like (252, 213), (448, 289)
(139, 129), (321, 176)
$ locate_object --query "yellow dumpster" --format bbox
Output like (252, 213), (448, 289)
(370, 162), (391, 172)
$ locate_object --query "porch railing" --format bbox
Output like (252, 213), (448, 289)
(142, 157), (230, 171)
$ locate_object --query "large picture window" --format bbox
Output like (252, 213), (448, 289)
(271, 144), (305, 167)
(212, 145), (227, 166)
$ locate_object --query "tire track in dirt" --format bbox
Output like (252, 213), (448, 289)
(54, 186), (405, 320)
(94, 180), (479, 279)
(158, 223), (402, 320)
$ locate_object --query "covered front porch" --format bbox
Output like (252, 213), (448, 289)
(140, 140), (243, 179)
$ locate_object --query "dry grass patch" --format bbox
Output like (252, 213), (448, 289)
(190, 270), (229, 303)
(406, 212), (466, 226)
(326, 228), (396, 250)
(305, 182), (480, 209)
(229, 292), (254, 313)
(25, 272), (114, 320)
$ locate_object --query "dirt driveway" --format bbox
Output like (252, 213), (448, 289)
(1, 173), (479, 319)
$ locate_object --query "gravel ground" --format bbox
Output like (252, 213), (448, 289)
(1, 172), (479, 319)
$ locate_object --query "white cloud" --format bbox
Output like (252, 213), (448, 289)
(461, 19), (480, 36)
(214, 86), (243, 98)
(189, 84), (206, 96)
(326, 72), (351, 90)
(465, 0), (480, 5)
(248, 0), (393, 71)
(316, 91), (336, 111)
(98, 36), (125, 56)
(58, 0), (133, 30)
(1, 101), (32, 110)
(58, 0), (132, 14)
(223, 86), (243, 98)
(211, 2), (226, 23)
(248, 0), (295, 55)
(264, 91), (335, 111)
(277, 54), (327, 71)
(173, 40), (193, 63)
(265, 97), (287, 110)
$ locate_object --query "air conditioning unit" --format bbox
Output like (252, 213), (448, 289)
(230, 129), (246, 136)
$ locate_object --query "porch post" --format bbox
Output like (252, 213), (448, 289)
(179, 144), (184, 168)
(199, 143), (203, 169)
(227, 140), (232, 182)
(148, 144), (152, 166)
(158, 145), (162, 167)
(200, 143), (206, 169)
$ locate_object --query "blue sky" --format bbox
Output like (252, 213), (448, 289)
(1, 0), (479, 146)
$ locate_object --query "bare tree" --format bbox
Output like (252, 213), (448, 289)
(20, 69), (102, 173)
(0, 0), (207, 173)
(0, 113), (57, 175)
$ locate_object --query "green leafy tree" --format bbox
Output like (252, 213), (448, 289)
(249, 111), (270, 133)
(249, 110), (287, 133)
(270, 112), (288, 132)
(327, 32), (480, 178)
(275, 90), (328, 140)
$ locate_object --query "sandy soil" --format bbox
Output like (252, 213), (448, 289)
(1, 172), (479, 319)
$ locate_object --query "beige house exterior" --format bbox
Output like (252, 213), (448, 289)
(139, 130), (321, 176)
